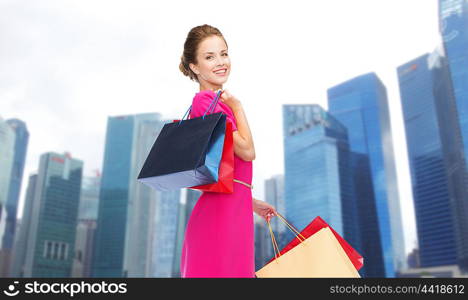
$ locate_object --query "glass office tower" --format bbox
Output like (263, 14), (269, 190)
(93, 113), (181, 278)
(398, 49), (468, 271)
(439, 0), (468, 271)
(3, 119), (29, 252)
(10, 174), (37, 277)
(92, 115), (134, 277)
(148, 189), (180, 277)
(439, 0), (468, 164)
(23, 152), (83, 277)
(71, 174), (100, 277)
(0, 117), (15, 213)
(92, 113), (161, 277)
(173, 189), (201, 277)
(282, 104), (360, 254)
(0, 117), (16, 276)
(328, 73), (405, 277)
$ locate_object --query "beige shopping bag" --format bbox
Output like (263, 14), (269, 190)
(255, 215), (361, 278)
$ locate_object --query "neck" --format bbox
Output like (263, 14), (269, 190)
(199, 81), (222, 92)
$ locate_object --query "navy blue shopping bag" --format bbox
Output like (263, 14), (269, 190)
(137, 91), (226, 191)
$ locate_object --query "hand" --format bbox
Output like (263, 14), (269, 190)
(219, 89), (241, 111)
(253, 198), (277, 222)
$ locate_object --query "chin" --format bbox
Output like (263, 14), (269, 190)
(211, 77), (229, 86)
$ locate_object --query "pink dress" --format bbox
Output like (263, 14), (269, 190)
(180, 90), (255, 278)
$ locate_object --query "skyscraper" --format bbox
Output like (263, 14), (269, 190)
(397, 49), (468, 272)
(282, 104), (361, 261)
(92, 113), (181, 278)
(148, 189), (180, 278)
(184, 189), (201, 228)
(92, 113), (156, 277)
(10, 174), (37, 277)
(173, 188), (201, 277)
(265, 175), (285, 236)
(77, 174), (100, 221)
(254, 214), (270, 271)
(0, 117), (15, 212)
(328, 73), (405, 277)
(283, 105), (347, 233)
(71, 174), (100, 277)
(124, 116), (166, 278)
(439, 0), (468, 163)
(23, 152), (83, 277)
(3, 120), (29, 261)
(439, 0), (468, 271)
(259, 175), (286, 263)
(172, 191), (186, 278)
(0, 117), (16, 276)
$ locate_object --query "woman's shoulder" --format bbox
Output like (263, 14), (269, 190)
(191, 90), (217, 117)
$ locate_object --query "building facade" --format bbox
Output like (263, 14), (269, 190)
(2, 119), (29, 276)
(283, 105), (349, 234)
(0, 117), (16, 276)
(328, 73), (406, 277)
(92, 113), (182, 278)
(439, 0), (468, 272)
(398, 49), (468, 272)
(71, 174), (100, 277)
(92, 114), (158, 277)
(10, 174), (37, 277)
(282, 104), (362, 272)
(22, 152), (83, 277)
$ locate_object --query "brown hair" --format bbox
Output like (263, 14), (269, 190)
(179, 24), (228, 82)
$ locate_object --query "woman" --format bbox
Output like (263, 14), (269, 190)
(179, 24), (277, 278)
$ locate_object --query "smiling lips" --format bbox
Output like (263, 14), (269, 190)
(213, 68), (228, 76)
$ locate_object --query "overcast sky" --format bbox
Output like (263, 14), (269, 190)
(1, 0), (441, 255)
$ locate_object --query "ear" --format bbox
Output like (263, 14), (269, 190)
(189, 63), (199, 75)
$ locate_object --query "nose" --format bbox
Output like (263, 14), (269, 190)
(216, 56), (224, 67)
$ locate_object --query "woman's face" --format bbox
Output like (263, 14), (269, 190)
(190, 35), (231, 89)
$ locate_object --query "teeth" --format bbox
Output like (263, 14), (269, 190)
(214, 69), (226, 74)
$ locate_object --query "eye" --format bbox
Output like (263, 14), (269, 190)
(206, 55), (214, 60)
(222, 53), (229, 57)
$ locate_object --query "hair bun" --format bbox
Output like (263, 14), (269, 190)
(179, 57), (189, 76)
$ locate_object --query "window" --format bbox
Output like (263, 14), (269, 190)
(60, 243), (66, 260)
(53, 242), (59, 259)
(43, 241), (53, 259)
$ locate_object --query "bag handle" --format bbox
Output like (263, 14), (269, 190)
(178, 90), (224, 126)
(203, 89), (223, 118)
(266, 213), (307, 260)
(267, 219), (282, 260)
(177, 106), (192, 126)
(276, 212), (306, 241)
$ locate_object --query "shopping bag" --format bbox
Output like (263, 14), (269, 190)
(267, 214), (364, 271)
(137, 91), (226, 191)
(255, 214), (361, 278)
(189, 121), (234, 193)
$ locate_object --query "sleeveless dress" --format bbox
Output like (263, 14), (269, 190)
(180, 90), (255, 278)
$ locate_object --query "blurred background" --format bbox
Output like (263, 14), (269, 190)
(1, 0), (467, 278)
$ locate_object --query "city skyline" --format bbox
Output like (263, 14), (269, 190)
(1, 0), (442, 257)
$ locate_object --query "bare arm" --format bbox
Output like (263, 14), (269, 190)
(220, 90), (255, 161)
(252, 197), (277, 222)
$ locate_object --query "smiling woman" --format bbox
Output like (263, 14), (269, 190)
(178, 24), (277, 278)
(179, 26), (230, 83)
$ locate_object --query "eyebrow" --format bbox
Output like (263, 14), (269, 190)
(203, 49), (228, 55)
